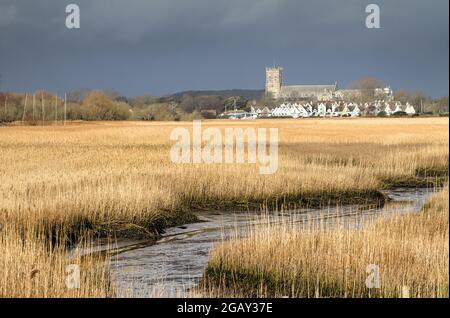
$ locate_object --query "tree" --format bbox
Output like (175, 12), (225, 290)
(179, 95), (223, 113)
(348, 77), (385, 90)
(395, 90), (430, 111)
(348, 77), (386, 103)
(67, 88), (91, 103)
(434, 96), (449, 112)
(82, 91), (130, 120)
(424, 96), (449, 114)
(129, 95), (158, 108)
(259, 93), (278, 109)
(223, 96), (247, 111)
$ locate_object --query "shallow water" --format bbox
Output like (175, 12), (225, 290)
(100, 188), (435, 297)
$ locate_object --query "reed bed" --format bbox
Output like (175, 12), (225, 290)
(0, 225), (113, 297)
(0, 118), (448, 297)
(0, 118), (447, 237)
(205, 187), (449, 298)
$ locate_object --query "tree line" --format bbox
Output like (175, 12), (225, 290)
(0, 89), (253, 124)
(1, 83), (448, 124)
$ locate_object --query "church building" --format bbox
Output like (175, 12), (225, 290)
(265, 67), (337, 101)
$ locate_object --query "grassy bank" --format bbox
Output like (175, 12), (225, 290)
(0, 225), (113, 297)
(0, 118), (448, 297)
(205, 186), (449, 298)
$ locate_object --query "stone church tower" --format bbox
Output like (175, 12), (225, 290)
(265, 67), (283, 99)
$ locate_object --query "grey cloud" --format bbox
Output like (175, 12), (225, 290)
(0, 0), (448, 97)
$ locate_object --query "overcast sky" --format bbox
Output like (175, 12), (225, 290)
(0, 0), (448, 97)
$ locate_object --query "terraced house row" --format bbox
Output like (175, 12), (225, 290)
(224, 101), (417, 119)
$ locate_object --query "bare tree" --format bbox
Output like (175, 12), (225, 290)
(348, 77), (386, 102)
(395, 89), (430, 110)
(348, 77), (385, 90)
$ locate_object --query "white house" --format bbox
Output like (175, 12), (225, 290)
(351, 104), (361, 117)
(384, 104), (392, 116)
(317, 103), (327, 117)
(341, 104), (350, 116)
(393, 102), (403, 113)
(405, 103), (416, 115)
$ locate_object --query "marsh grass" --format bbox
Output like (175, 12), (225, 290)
(205, 187), (449, 298)
(0, 118), (448, 297)
(1, 118), (447, 240)
(0, 225), (113, 297)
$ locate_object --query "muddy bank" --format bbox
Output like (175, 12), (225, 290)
(61, 188), (389, 248)
(89, 172), (446, 242)
(64, 171), (449, 245)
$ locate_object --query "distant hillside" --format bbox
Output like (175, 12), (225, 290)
(168, 89), (264, 101)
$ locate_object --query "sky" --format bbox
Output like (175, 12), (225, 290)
(0, 0), (448, 97)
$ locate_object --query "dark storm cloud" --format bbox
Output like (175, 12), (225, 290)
(0, 0), (448, 96)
